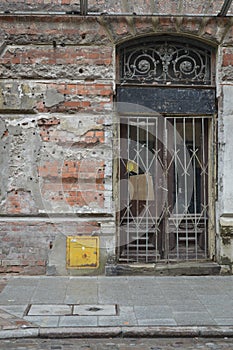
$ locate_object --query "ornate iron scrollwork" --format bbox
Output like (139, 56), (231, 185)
(119, 39), (212, 85)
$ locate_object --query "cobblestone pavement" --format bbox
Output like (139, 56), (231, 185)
(0, 337), (233, 350)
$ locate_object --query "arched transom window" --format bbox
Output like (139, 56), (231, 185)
(118, 36), (214, 86)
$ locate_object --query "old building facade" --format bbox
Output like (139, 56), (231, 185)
(0, 0), (233, 275)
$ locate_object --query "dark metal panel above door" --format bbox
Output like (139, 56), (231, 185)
(117, 86), (216, 115)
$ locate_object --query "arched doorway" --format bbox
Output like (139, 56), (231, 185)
(116, 36), (217, 263)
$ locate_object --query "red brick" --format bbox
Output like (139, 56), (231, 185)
(37, 117), (60, 126)
(222, 49), (233, 66)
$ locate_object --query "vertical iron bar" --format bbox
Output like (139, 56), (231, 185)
(183, 118), (188, 260)
(80, 0), (88, 15)
(164, 118), (168, 261)
(202, 118), (207, 258)
(174, 118), (179, 260)
(127, 119), (130, 262)
(193, 118), (197, 260)
(146, 118), (149, 262)
(218, 0), (233, 17)
(136, 118), (139, 262)
(155, 118), (158, 261)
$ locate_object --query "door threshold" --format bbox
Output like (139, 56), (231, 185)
(105, 261), (221, 276)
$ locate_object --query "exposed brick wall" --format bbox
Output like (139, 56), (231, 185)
(0, 1), (230, 15)
(0, 220), (101, 274)
(0, 16), (110, 46)
(0, 46), (113, 80)
(0, 113), (112, 216)
(0, 0), (80, 12)
(221, 47), (233, 81)
(39, 159), (105, 208)
(0, 82), (113, 113)
(0, 6), (233, 274)
(5, 190), (38, 215)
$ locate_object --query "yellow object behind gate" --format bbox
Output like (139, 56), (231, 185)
(126, 160), (139, 174)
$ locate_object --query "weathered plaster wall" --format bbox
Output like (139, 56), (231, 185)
(0, 0), (232, 15)
(217, 42), (233, 272)
(0, 14), (115, 274)
(0, 2), (233, 274)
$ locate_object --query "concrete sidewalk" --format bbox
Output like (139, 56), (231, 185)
(0, 275), (233, 338)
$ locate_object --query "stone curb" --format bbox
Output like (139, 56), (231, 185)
(1, 326), (233, 339)
(0, 328), (39, 339)
(40, 327), (122, 338)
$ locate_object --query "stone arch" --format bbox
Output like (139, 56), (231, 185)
(100, 16), (227, 47)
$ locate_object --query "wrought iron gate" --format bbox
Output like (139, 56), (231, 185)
(118, 115), (212, 263)
(117, 35), (216, 263)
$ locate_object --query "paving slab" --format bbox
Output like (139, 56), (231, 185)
(28, 304), (72, 316)
(98, 315), (138, 326)
(215, 318), (233, 326)
(197, 294), (233, 305)
(0, 275), (233, 338)
(173, 311), (217, 326)
(169, 301), (206, 312)
(31, 278), (69, 304)
(128, 294), (167, 306)
(207, 306), (233, 318)
(137, 318), (177, 326)
(0, 308), (34, 331)
(98, 306), (137, 326)
(0, 286), (36, 305)
(4, 277), (39, 287)
(58, 316), (98, 327)
(134, 305), (173, 319)
(0, 305), (28, 318)
(23, 316), (60, 328)
(65, 279), (98, 304)
(73, 304), (116, 316)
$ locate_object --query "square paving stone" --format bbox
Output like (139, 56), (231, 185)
(73, 304), (117, 316)
(207, 305), (233, 318)
(98, 307), (137, 327)
(0, 286), (36, 304)
(173, 312), (217, 326)
(214, 318), (233, 326)
(59, 316), (98, 327)
(31, 279), (69, 304)
(98, 294), (131, 306)
(0, 305), (28, 318)
(98, 278), (130, 302)
(65, 279), (98, 304)
(138, 318), (177, 326)
(23, 316), (60, 327)
(169, 301), (206, 312)
(5, 277), (40, 287)
(197, 294), (232, 306)
(129, 294), (167, 306)
(98, 315), (138, 327)
(28, 304), (72, 316)
(134, 305), (172, 319)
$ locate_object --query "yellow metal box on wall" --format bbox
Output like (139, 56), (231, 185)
(66, 236), (99, 269)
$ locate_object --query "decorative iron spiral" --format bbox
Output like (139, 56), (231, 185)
(120, 40), (211, 85)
